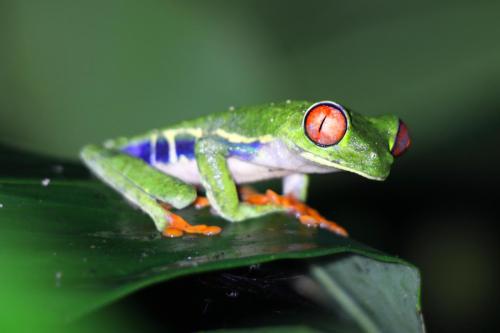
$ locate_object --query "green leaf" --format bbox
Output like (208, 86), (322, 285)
(310, 256), (424, 333)
(0, 146), (423, 332)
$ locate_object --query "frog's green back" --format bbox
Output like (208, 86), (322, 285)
(168, 100), (309, 138)
(104, 100), (308, 149)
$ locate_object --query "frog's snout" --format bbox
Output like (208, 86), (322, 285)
(391, 119), (411, 157)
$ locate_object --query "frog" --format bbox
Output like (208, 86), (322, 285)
(81, 100), (410, 238)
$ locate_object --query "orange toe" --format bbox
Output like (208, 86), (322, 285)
(319, 220), (348, 236)
(202, 225), (222, 236)
(163, 227), (184, 238)
(194, 196), (210, 209)
(244, 194), (271, 205)
(299, 214), (319, 227)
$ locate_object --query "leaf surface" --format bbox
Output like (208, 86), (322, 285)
(0, 146), (423, 332)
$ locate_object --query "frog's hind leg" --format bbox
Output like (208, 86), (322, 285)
(81, 145), (221, 237)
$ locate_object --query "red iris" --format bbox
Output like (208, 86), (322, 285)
(391, 120), (411, 157)
(304, 103), (347, 146)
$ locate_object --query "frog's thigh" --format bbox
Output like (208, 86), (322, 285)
(81, 145), (196, 231)
(194, 139), (283, 222)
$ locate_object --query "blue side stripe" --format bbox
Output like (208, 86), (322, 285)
(172, 139), (261, 161)
(155, 137), (169, 163)
(122, 141), (151, 163)
(228, 141), (261, 160)
(121, 138), (261, 164)
(175, 140), (195, 159)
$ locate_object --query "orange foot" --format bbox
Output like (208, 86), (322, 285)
(242, 189), (348, 237)
(163, 213), (221, 238)
(160, 200), (221, 237)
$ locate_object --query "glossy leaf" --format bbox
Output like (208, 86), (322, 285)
(310, 255), (424, 333)
(0, 146), (423, 332)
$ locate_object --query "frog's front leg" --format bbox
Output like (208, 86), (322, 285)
(195, 139), (286, 221)
(196, 145), (347, 236)
(81, 145), (221, 237)
(195, 139), (347, 236)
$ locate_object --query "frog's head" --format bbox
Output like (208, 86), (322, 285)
(282, 101), (411, 180)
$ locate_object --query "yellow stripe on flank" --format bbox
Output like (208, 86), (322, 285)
(213, 129), (274, 143)
(184, 128), (203, 137)
(151, 132), (158, 163)
(162, 128), (203, 163)
(162, 128), (203, 138)
(164, 131), (177, 163)
(300, 151), (383, 181)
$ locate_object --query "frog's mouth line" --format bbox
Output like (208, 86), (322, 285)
(299, 151), (387, 181)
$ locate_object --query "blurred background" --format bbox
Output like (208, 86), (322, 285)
(1, 0), (499, 332)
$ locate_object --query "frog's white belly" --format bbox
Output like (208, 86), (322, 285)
(153, 157), (293, 185)
(152, 139), (338, 184)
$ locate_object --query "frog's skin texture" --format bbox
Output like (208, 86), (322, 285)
(81, 100), (410, 237)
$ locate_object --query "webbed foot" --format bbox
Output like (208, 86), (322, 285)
(242, 189), (348, 237)
(160, 201), (221, 237)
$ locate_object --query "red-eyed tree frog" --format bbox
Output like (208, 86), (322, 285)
(81, 101), (410, 238)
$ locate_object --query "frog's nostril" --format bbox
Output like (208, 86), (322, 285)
(391, 119), (411, 157)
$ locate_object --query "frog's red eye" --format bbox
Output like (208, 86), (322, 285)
(304, 102), (348, 146)
(391, 119), (411, 157)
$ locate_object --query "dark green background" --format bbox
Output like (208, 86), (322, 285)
(1, 1), (499, 332)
